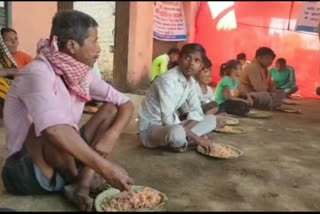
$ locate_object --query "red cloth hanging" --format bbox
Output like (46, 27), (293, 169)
(195, 1), (320, 99)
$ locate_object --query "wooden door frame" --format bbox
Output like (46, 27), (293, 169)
(57, 1), (73, 11)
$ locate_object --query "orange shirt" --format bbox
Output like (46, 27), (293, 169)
(12, 51), (33, 69)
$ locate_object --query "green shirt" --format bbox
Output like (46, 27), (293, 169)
(270, 66), (296, 89)
(151, 54), (169, 81)
(215, 76), (239, 104)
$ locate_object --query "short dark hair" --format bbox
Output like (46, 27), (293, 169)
(50, 10), (98, 50)
(220, 59), (241, 77)
(1, 27), (17, 37)
(237, 53), (246, 60)
(167, 47), (180, 55)
(203, 55), (212, 69)
(180, 43), (206, 60)
(255, 47), (276, 59)
(276, 58), (286, 67)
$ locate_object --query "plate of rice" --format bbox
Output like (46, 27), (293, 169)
(95, 185), (168, 212)
(197, 143), (243, 159)
(247, 110), (273, 119)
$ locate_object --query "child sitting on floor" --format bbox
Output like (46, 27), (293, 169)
(215, 59), (253, 116)
(194, 56), (218, 115)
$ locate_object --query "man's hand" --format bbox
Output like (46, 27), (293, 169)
(102, 162), (134, 192)
(185, 128), (212, 153)
(197, 137), (212, 154)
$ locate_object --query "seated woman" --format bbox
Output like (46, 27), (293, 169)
(215, 60), (253, 116)
(0, 27), (33, 115)
(194, 56), (218, 115)
(2, 28), (33, 68)
(270, 58), (298, 97)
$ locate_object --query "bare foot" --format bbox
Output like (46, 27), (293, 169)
(89, 173), (110, 194)
(64, 184), (93, 211)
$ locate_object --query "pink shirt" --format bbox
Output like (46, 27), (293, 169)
(4, 54), (129, 157)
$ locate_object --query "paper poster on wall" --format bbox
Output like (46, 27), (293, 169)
(153, 1), (187, 41)
(295, 1), (320, 34)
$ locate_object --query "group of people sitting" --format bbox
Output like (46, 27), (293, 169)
(149, 46), (299, 120)
(144, 45), (298, 152)
(0, 9), (299, 212)
(237, 52), (298, 97)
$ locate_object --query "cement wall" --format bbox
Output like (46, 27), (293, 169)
(12, 1), (57, 57)
(74, 1), (115, 81)
(10, 1), (200, 92)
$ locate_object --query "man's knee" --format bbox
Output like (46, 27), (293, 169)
(167, 125), (187, 148)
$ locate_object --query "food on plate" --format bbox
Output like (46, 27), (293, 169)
(209, 144), (237, 158)
(101, 188), (163, 211)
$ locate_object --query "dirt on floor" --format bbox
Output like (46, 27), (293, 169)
(0, 97), (320, 211)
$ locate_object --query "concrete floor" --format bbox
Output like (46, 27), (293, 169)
(1, 95), (320, 211)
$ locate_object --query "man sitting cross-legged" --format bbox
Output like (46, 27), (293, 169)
(239, 47), (286, 110)
(1, 10), (134, 211)
(139, 43), (217, 153)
